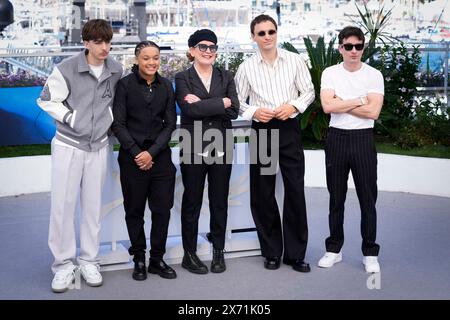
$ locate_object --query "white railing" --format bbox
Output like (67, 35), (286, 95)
(1, 42), (449, 105)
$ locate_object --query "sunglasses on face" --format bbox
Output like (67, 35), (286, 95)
(195, 44), (219, 53)
(341, 43), (364, 51)
(256, 29), (277, 37)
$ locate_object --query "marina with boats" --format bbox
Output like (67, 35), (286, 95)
(0, 0), (448, 146)
(1, 0), (449, 48)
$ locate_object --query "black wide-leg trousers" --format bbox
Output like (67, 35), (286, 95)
(250, 118), (308, 261)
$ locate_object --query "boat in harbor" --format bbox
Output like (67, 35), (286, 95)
(0, 0), (448, 146)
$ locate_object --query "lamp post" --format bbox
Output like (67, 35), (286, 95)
(275, 0), (281, 26)
(71, 0), (86, 44)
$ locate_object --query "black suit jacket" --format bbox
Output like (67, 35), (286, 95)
(175, 66), (239, 154)
(112, 70), (176, 158)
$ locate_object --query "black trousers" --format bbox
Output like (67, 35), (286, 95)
(118, 147), (176, 262)
(180, 153), (232, 252)
(325, 127), (380, 256)
(250, 118), (308, 261)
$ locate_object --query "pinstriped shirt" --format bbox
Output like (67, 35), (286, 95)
(235, 48), (315, 121)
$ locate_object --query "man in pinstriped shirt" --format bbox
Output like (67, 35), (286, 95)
(235, 14), (315, 273)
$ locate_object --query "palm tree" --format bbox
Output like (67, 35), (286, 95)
(352, 1), (398, 63)
(282, 37), (341, 141)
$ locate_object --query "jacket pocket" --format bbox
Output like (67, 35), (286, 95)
(69, 110), (77, 129)
(108, 106), (114, 122)
(69, 109), (86, 135)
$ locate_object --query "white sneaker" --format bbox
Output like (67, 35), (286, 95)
(80, 264), (103, 287)
(51, 265), (77, 293)
(363, 256), (380, 273)
(318, 251), (342, 268)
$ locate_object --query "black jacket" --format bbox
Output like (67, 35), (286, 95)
(175, 66), (239, 154)
(112, 69), (176, 158)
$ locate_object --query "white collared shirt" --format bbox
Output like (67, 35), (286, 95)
(235, 48), (315, 121)
(193, 64), (212, 93)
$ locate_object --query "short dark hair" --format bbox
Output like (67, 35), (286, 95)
(338, 26), (365, 45)
(250, 14), (277, 35)
(82, 19), (113, 42)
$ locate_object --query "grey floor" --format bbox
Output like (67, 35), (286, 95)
(0, 188), (449, 300)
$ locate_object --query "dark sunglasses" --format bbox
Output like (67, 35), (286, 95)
(342, 43), (364, 51)
(256, 29), (277, 37)
(195, 44), (218, 53)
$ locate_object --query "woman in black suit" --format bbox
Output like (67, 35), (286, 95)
(112, 41), (177, 281)
(175, 29), (239, 274)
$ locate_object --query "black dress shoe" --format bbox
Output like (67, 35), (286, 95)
(283, 258), (311, 273)
(148, 258), (177, 279)
(182, 251), (208, 274)
(211, 248), (226, 273)
(264, 257), (281, 270)
(132, 261), (147, 281)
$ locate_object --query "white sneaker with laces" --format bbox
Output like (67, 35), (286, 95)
(363, 256), (380, 273)
(80, 264), (103, 287)
(318, 251), (342, 268)
(51, 265), (77, 293)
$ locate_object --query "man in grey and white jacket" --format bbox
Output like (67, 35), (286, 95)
(37, 19), (123, 293)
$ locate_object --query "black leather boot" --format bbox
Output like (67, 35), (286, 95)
(211, 248), (226, 273)
(182, 251), (208, 274)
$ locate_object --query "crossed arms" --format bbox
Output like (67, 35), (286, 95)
(320, 89), (384, 120)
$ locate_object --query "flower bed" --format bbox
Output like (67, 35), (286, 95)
(0, 72), (46, 88)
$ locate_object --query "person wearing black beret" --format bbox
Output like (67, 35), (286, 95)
(175, 29), (239, 274)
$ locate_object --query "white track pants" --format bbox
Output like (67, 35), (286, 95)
(48, 139), (108, 273)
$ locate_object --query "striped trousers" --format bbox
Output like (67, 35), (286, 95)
(324, 127), (380, 256)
